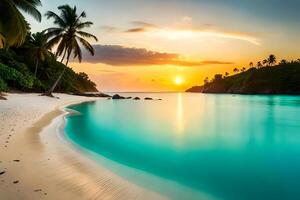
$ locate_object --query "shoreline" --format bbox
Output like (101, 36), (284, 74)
(0, 93), (164, 200)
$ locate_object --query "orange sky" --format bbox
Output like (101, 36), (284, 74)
(29, 0), (300, 92)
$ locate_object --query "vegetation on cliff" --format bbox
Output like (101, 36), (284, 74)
(187, 55), (300, 94)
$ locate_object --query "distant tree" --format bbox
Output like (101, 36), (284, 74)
(279, 59), (288, 65)
(225, 72), (229, 77)
(267, 54), (276, 66)
(249, 62), (253, 67)
(214, 74), (223, 82)
(262, 59), (268, 66)
(27, 32), (51, 77)
(0, 0), (42, 47)
(241, 67), (246, 72)
(257, 61), (262, 68)
(204, 77), (209, 85)
(233, 68), (239, 73)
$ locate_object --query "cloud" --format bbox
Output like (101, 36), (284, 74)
(100, 26), (118, 33)
(125, 28), (147, 33)
(123, 20), (261, 45)
(125, 21), (157, 33)
(80, 45), (233, 67)
(131, 21), (156, 28)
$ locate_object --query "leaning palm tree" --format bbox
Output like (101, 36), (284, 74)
(43, 5), (98, 96)
(27, 32), (52, 77)
(0, 0), (42, 47)
(267, 54), (276, 66)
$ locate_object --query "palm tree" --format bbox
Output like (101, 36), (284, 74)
(233, 68), (239, 73)
(257, 61), (262, 68)
(43, 5), (98, 96)
(262, 59), (268, 66)
(225, 72), (229, 77)
(27, 32), (51, 77)
(241, 67), (246, 72)
(267, 54), (276, 66)
(249, 62), (253, 67)
(279, 59), (287, 65)
(0, 0), (42, 47)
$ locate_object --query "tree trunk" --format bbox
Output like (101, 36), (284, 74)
(34, 59), (39, 77)
(43, 54), (70, 97)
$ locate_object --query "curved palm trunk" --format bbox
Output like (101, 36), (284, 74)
(34, 59), (39, 77)
(43, 54), (70, 97)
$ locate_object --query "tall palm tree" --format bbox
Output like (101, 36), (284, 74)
(0, 0), (42, 47)
(27, 32), (51, 77)
(267, 54), (276, 66)
(241, 67), (246, 72)
(249, 62), (253, 67)
(43, 5), (98, 96)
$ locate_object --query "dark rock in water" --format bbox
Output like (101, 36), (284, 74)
(157, 99), (162, 100)
(126, 97), (132, 99)
(112, 94), (126, 99)
(74, 92), (111, 98)
(133, 97), (140, 100)
(13, 180), (19, 184)
(0, 171), (5, 175)
(13, 160), (20, 162)
(144, 97), (153, 100)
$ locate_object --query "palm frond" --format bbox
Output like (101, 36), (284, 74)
(77, 36), (94, 56)
(13, 0), (42, 21)
(76, 31), (98, 41)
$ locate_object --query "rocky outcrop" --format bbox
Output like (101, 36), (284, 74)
(112, 94), (126, 99)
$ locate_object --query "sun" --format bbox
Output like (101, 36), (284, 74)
(174, 76), (184, 85)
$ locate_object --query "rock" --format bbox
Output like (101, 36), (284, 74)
(112, 94), (126, 99)
(13, 180), (19, 184)
(126, 97), (132, 99)
(133, 97), (140, 100)
(74, 92), (111, 98)
(157, 99), (162, 100)
(0, 171), (5, 175)
(144, 97), (153, 100)
(13, 160), (20, 162)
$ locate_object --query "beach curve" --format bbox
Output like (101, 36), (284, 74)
(0, 93), (165, 200)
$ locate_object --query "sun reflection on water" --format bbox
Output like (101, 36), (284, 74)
(176, 93), (185, 134)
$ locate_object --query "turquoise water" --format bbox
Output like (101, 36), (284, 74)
(65, 93), (300, 200)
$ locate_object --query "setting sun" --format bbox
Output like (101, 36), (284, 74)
(175, 76), (184, 85)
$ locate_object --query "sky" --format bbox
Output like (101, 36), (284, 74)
(27, 0), (300, 92)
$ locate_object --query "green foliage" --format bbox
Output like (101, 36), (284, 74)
(0, 77), (8, 91)
(0, 63), (34, 89)
(202, 63), (300, 94)
(0, 42), (97, 93)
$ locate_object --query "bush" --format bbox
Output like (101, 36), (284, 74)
(0, 63), (34, 89)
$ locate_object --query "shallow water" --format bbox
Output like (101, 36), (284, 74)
(65, 93), (300, 200)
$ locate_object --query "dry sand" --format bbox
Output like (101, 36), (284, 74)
(0, 93), (165, 200)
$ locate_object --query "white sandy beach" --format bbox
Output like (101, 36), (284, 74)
(0, 93), (165, 200)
